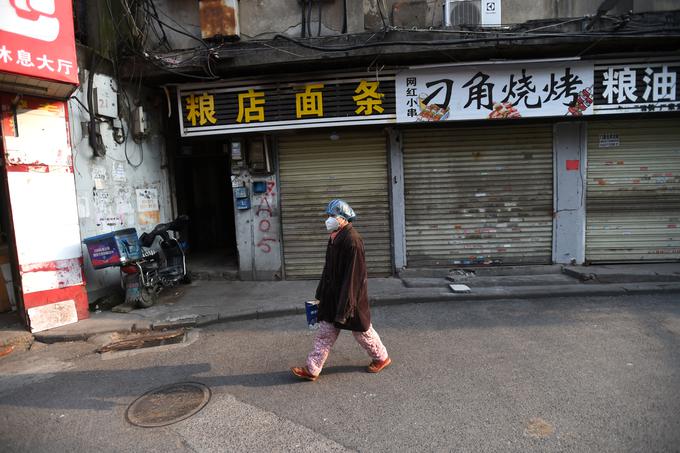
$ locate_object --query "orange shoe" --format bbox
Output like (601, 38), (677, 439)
(367, 357), (392, 373)
(291, 366), (319, 381)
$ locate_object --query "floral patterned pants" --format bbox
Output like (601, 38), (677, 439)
(306, 321), (389, 376)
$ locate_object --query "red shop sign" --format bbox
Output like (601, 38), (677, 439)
(0, 0), (79, 85)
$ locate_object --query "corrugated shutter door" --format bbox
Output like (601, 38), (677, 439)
(586, 119), (680, 262)
(278, 131), (392, 279)
(403, 123), (554, 267)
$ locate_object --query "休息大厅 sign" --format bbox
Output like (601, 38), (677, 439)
(0, 0), (78, 85)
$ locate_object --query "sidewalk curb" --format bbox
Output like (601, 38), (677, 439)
(33, 283), (680, 344)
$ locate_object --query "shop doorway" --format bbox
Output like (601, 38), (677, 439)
(174, 140), (237, 275)
(0, 138), (20, 321)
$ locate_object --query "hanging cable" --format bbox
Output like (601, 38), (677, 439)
(376, 0), (388, 30)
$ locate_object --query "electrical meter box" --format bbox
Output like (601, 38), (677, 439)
(236, 198), (251, 210)
(92, 74), (118, 118)
(234, 187), (249, 199)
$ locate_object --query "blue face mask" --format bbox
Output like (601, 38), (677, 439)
(325, 217), (340, 232)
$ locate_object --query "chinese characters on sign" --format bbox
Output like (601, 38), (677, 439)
(186, 93), (218, 126)
(0, 0), (78, 85)
(179, 76), (396, 135)
(353, 80), (384, 115)
(594, 62), (680, 113)
(179, 60), (679, 136)
(296, 83), (325, 118)
(396, 62), (595, 122)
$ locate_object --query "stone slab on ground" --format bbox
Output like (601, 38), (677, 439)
(404, 273), (579, 288)
(564, 263), (680, 283)
(399, 264), (564, 279)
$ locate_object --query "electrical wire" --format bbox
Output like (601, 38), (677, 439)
(270, 30), (680, 53)
(318, 0), (322, 37)
(376, 0), (388, 30)
(104, 0), (217, 81)
(140, 0), (218, 79)
(141, 0), (210, 51)
(125, 138), (144, 168)
(102, 3), (680, 79)
(71, 96), (90, 114)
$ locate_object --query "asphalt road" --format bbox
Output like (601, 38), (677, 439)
(1, 294), (679, 452)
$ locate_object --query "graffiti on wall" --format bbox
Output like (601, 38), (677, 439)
(255, 180), (278, 253)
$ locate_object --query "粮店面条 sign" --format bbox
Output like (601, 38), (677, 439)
(177, 72), (397, 136)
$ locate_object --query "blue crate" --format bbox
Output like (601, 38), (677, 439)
(83, 228), (142, 269)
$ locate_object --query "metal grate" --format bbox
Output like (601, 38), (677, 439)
(402, 123), (554, 267)
(278, 131), (392, 279)
(586, 118), (680, 262)
(126, 382), (211, 428)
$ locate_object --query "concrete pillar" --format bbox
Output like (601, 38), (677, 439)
(387, 128), (407, 271)
(233, 170), (255, 280)
(232, 169), (282, 281)
(553, 122), (587, 265)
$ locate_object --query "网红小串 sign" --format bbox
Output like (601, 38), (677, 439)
(396, 61), (595, 122)
(178, 72), (396, 136)
(594, 60), (679, 114)
(0, 0), (78, 85)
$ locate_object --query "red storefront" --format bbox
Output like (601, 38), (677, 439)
(0, 0), (87, 331)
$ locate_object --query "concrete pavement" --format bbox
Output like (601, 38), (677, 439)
(2, 293), (679, 452)
(0, 263), (676, 345)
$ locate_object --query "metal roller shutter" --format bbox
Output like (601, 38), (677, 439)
(278, 131), (392, 279)
(586, 119), (680, 262)
(402, 123), (554, 267)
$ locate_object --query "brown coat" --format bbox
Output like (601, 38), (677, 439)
(315, 224), (371, 332)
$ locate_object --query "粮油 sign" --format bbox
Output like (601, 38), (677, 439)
(178, 72), (397, 136)
(593, 60), (679, 114)
(395, 61), (595, 122)
(0, 0), (79, 85)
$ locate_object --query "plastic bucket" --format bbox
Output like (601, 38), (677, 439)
(305, 300), (319, 327)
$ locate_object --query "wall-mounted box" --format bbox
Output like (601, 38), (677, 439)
(93, 76), (118, 118)
(234, 187), (249, 199)
(252, 181), (266, 194)
(236, 198), (251, 210)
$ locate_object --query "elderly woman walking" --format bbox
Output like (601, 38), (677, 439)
(291, 199), (391, 381)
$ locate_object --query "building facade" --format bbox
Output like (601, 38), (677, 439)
(153, 1), (679, 280)
(3, 1), (678, 331)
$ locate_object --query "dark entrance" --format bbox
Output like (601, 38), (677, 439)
(173, 139), (237, 276)
(0, 137), (20, 320)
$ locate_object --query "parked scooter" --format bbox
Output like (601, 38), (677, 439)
(84, 215), (191, 308)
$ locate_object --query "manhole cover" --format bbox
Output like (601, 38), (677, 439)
(126, 382), (211, 427)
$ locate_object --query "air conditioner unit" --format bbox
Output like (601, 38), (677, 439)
(444, 0), (501, 28)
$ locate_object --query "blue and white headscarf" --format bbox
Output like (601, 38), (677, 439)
(325, 199), (356, 222)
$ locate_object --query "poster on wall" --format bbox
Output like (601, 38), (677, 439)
(396, 61), (595, 122)
(136, 187), (160, 226)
